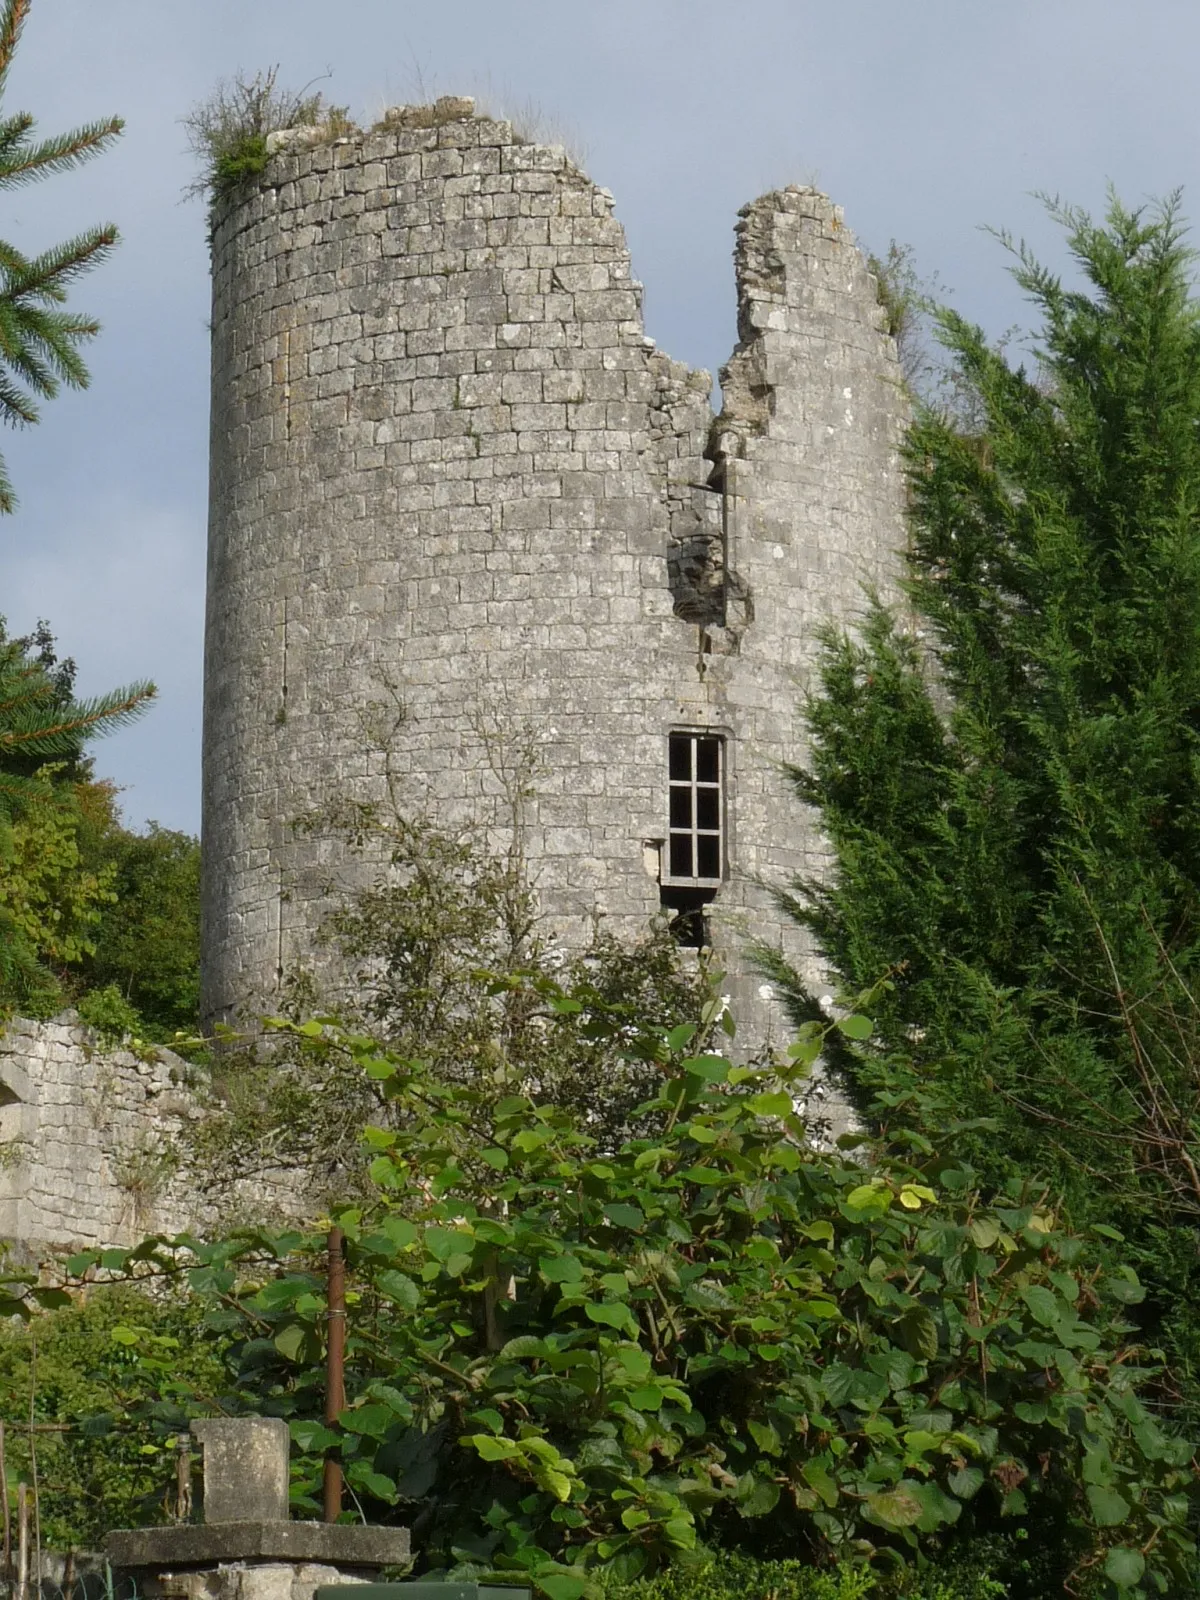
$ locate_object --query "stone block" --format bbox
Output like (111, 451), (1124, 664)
(191, 1418), (291, 1524)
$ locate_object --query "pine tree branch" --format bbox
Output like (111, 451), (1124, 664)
(0, 0), (29, 102)
(0, 115), (122, 187)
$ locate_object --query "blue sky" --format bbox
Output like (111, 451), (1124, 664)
(1, 0), (1194, 833)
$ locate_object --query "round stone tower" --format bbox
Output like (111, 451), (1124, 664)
(201, 98), (908, 1048)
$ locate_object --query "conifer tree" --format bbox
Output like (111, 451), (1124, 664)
(0, 623), (153, 1007)
(0, 0), (122, 511)
(0, 2), (148, 1006)
(766, 193), (1200, 1412)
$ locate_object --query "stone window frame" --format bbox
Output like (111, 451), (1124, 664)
(662, 728), (727, 889)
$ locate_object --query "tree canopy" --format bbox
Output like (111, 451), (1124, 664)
(764, 192), (1200, 1421)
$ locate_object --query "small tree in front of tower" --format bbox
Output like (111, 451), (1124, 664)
(186, 690), (709, 1210)
(762, 192), (1200, 1424)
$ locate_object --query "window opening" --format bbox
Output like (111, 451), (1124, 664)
(660, 731), (725, 947)
(665, 732), (723, 884)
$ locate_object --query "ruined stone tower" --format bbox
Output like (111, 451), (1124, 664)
(200, 98), (907, 1046)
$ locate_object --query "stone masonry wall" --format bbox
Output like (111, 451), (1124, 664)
(201, 100), (908, 1051)
(0, 1015), (301, 1258)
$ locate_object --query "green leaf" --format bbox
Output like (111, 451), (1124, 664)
(1104, 1547), (1145, 1588)
(837, 1013), (873, 1040)
(340, 1403), (394, 1439)
(425, 1225), (473, 1261)
(948, 1466), (984, 1500)
(738, 1476), (781, 1516)
(345, 1463), (396, 1502)
(796, 1299), (841, 1320)
(627, 1385), (663, 1411)
(866, 1483), (925, 1528)
(376, 1270), (420, 1310)
(378, 1216), (417, 1249)
(290, 1420), (340, 1452)
(747, 1418), (781, 1455)
(746, 1092), (794, 1117)
(273, 1324), (308, 1361)
(681, 1054), (730, 1082)
(585, 1301), (637, 1335)
(501, 1336), (550, 1360)
(1087, 1484), (1132, 1527)
(537, 1576), (587, 1600)
(899, 1306), (939, 1360)
(464, 1433), (519, 1462)
(1019, 1285), (1061, 1327)
(801, 1459), (839, 1508)
(667, 1023), (698, 1051)
(540, 1254), (585, 1284)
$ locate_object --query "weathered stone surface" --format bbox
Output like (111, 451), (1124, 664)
(192, 1419), (291, 1525)
(0, 1013), (308, 1256)
(107, 1524), (411, 1570)
(200, 103), (908, 1061)
(142, 1564), (371, 1600)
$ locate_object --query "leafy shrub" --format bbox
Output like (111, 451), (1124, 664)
(182, 68), (339, 211)
(606, 1547), (1009, 1600)
(75, 982), (141, 1046)
(607, 1549), (877, 1600)
(79, 987), (1197, 1599)
(74, 811), (200, 1040)
(0, 1286), (230, 1549)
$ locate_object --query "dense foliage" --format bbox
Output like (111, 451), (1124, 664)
(605, 1545), (1011, 1600)
(761, 194), (1200, 1422)
(0, 623), (153, 1011)
(0, 1286), (229, 1549)
(73, 801), (201, 1039)
(77, 987), (1196, 1600)
(190, 787), (704, 1207)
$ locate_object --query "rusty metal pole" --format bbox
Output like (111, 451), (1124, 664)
(322, 1225), (346, 1522)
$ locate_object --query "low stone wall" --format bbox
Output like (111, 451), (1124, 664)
(0, 1014), (304, 1259)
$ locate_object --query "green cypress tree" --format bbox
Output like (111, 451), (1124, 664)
(0, 0), (122, 510)
(766, 192), (1200, 1411)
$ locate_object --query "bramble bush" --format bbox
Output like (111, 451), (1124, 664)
(75, 982), (1197, 1600)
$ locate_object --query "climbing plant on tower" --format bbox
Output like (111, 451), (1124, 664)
(761, 191), (1200, 1423)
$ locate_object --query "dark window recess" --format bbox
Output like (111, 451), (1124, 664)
(660, 885), (713, 949)
(661, 731), (725, 947)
